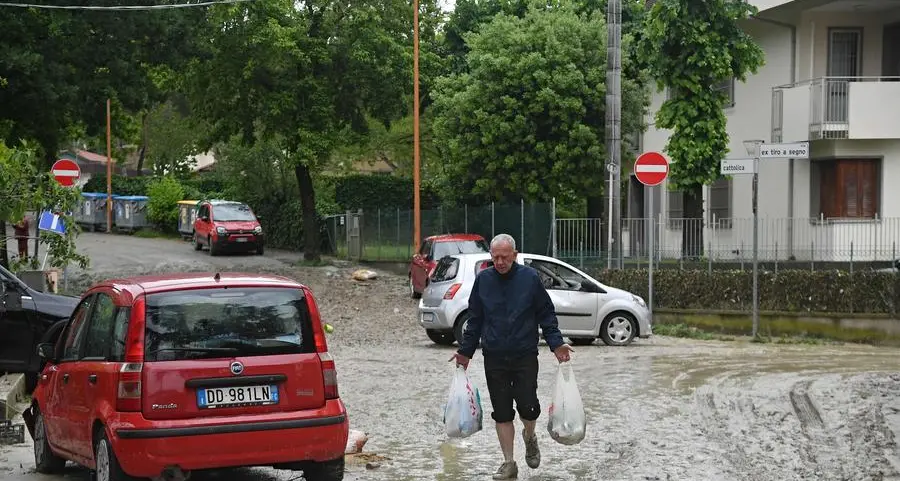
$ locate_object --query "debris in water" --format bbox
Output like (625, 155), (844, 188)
(352, 269), (378, 281)
(345, 429), (369, 454)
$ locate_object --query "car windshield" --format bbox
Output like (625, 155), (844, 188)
(213, 204), (256, 222)
(433, 240), (488, 259)
(143, 287), (315, 361)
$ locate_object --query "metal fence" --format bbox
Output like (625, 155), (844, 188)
(325, 201), (555, 261)
(556, 215), (900, 270)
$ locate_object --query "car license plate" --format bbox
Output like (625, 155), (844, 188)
(197, 385), (279, 409)
(236, 237), (248, 243)
(422, 312), (435, 323)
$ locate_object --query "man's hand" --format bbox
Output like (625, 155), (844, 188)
(553, 344), (574, 363)
(449, 352), (470, 369)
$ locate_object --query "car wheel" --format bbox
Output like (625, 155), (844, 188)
(453, 312), (471, 345)
(569, 337), (596, 346)
(303, 456), (345, 481)
(409, 275), (421, 299)
(427, 329), (456, 346)
(33, 409), (66, 474)
(599, 311), (637, 347)
(208, 236), (219, 256)
(94, 428), (134, 481)
(192, 232), (202, 251)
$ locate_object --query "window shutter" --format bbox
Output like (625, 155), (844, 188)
(709, 178), (731, 227)
(840, 161), (859, 217)
(859, 161), (878, 218)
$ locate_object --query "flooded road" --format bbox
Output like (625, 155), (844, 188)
(3, 337), (898, 481)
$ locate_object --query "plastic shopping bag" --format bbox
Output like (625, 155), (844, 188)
(443, 365), (484, 438)
(547, 362), (586, 445)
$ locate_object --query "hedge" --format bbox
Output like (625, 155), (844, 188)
(333, 174), (440, 211)
(594, 269), (900, 315)
(82, 174), (151, 196)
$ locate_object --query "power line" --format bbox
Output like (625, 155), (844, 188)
(0, 0), (252, 10)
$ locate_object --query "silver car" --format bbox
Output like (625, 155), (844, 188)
(418, 252), (652, 347)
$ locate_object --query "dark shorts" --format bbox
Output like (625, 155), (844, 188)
(483, 352), (540, 423)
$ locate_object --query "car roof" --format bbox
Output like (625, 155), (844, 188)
(203, 199), (248, 206)
(90, 272), (306, 304)
(426, 233), (486, 242)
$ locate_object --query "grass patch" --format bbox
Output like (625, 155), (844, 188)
(132, 229), (181, 240)
(336, 243), (412, 262)
(653, 323), (735, 341)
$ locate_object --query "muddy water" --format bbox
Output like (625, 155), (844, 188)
(3, 338), (898, 481)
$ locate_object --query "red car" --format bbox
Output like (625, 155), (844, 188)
(192, 200), (265, 255)
(408, 234), (489, 298)
(24, 273), (348, 481)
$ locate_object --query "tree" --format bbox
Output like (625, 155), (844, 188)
(638, 0), (764, 257)
(431, 3), (648, 207)
(0, 141), (88, 271)
(183, 0), (413, 261)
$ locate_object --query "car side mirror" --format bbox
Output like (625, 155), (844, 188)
(37, 343), (55, 361)
(580, 278), (603, 293)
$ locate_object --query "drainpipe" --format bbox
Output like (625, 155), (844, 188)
(752, 14), (797, 259)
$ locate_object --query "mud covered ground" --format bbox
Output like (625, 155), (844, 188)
(2, 233), (899, 480)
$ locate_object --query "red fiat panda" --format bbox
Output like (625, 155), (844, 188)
(25, 272), (348, 481)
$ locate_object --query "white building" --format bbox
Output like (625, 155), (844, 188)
(633, 0), (900, 262)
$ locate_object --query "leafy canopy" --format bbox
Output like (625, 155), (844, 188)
(638, 0), (765, 191)
(431, 2), (648, 204)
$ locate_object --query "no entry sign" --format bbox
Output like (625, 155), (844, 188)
(633, 151), (669, 187)
(51, 159), (81, 187)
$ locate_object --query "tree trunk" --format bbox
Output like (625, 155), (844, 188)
(681, 185), (704, 259)
(586, 194), (606, 257)
(0, 221), (8, 269)
(136, 112), (148, 175)
(294, 163), (320, 262)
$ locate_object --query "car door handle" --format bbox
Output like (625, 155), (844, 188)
(88, 374), (98, 384)
(62, 373), (69, 384)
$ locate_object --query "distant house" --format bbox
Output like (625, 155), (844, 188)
(57, 149), (143, 189)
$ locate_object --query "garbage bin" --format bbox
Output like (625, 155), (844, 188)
(177, 200), (200, 240)
(113, 195), (149, 233)
(76, 192), (112, 232)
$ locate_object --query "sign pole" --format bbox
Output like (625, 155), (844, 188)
(752, 153), (759, 338)
(106, 98), (112, 233)
(648, 186), (654, 317)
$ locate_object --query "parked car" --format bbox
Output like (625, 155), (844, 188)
(0, 264), (79, 391)
(24, 272), (348, 481)
(418, 253), (652, 347)
(192, 200), (265, 255)
(408, 234), (489, 299)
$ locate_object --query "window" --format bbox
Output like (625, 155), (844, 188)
(812, 159), (880, 219)
(709, 178), (732, 228)
(110, 308), (131, 362)
(430, 257), (460, 282)
(526, 259), (585, 291)
(419, 240), (432, 256)
(667, 190), (683, 229)
(83, 293), (117, 360)
(60, 295), (95, 362)
(432, 240), (489, 259)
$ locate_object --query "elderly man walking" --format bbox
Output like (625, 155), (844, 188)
(449, 233), (573, 480)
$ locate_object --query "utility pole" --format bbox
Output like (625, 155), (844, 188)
(412, 0), (422, 253)
(606, 0), (623, 268)
(106, 99), (112, 233)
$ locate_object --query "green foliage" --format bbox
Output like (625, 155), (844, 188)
(431, 3), (649, 205)
(333, 174), (440, 211)
(83, 174), (151, 197)
(145, 101), (207, 176)
(0, 141), (88, 270)
(146, 176), (185, 232)
(637, 0), (765, 191)
(596, 269), (900, 314)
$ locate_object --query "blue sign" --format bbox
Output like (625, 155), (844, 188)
(38, 211), (66, 235)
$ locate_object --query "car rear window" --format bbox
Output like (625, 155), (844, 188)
(143, 287), (315, 361)
(433, 240), (488, 259)
(431, 257), (460, 282)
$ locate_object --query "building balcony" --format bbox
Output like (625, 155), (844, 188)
(772, 76), (900, 143)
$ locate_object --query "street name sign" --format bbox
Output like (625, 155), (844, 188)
(759, 142), (810, 159)
(720, 158), (756, 175)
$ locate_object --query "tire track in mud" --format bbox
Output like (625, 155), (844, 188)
(789, 380), (825, 433)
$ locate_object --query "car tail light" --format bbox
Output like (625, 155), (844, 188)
(476, 260), (492, 273)
(304, 287), (339, 399)
(319, 352), (339, 399)
(117, 296), (146, 412)
(444, 283), (462, 299)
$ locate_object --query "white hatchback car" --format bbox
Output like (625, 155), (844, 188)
(418, 252), (652, 347)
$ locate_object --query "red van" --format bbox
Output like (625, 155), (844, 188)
(193, 200), (265, 255)
(25, 272), (348, 481)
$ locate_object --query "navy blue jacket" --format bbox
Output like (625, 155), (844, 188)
(457, 262), (565, 358)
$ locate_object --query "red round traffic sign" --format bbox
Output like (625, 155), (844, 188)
(51, 159), (81, 187)
(633, 151), (669, 186)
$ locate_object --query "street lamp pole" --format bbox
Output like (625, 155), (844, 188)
(744, 139), (763, 338)
(412, 0), (421, 253)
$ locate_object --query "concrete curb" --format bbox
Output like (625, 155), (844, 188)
(0, 373), (26, 421)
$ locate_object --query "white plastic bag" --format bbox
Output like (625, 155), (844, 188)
(443, 365), (484, 438)
(547, 362), (586, 445)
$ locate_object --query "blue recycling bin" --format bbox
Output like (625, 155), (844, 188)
(76, 192), (112, 232)
(113, 195), (150, 233)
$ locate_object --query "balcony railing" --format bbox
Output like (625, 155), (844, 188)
(772, 76), (900, 142)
